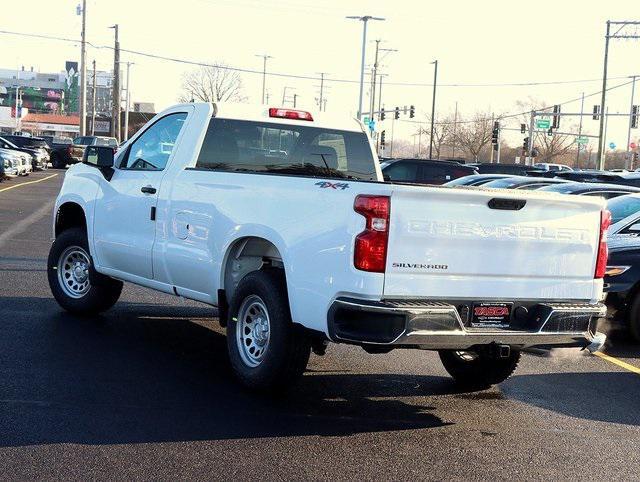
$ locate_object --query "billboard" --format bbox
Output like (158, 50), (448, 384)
(65, 61), (79, 113)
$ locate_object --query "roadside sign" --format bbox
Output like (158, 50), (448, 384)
(576, 136), (588, 145)
(609, 142), (616, 150)
(536, 119), (550, 129)
(363, 116), (370, 124)
(630, 142), (637, 149)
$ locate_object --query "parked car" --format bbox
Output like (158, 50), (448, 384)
(41, 136), (75, 169)
(443, 174), (513, 187)
(48, 102), (608, 393)
(0, 135), (49, 170)
(472, 163), (544, 176)
(381, 158), (477, 185)
(608, 194), (640, 229)
(67, 136), (119, 166)
(604, 237), (640, 341)
(1, 155), (19, 178)
(554, 171), (640, 188)
(480, 176), (569, 190)
(534, 162), (573, 172)
(0, 147), (31, 176)
(537, 182), (640, 199)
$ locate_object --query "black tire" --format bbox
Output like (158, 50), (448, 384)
(47, 227), (123, 315)
(628, 294), (640, 342)
(51, 153), (63, 169)
(439, 348), (521, 389)
(226, 269), (311, 392)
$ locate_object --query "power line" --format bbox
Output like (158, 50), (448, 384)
(1, 29), (637, 89)
(397, 78), (637, 126)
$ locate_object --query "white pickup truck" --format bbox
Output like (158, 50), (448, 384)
(48, 102), (608, 392)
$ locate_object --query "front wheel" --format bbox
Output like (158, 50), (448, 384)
(439, 348), (521, 389)
(226, 269), (311, 392)
(47, 227), (123, 315)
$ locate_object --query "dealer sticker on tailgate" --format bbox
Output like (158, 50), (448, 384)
(471, 302), (513, 327)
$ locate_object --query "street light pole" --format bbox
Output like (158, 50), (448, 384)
(124, 62), (134, 141)
(255, 54), (273, 104)
(429, 60), (438, 159)
(576, 92), (584, 168)
(596, 21), (611, 170)
(109, 24), (121, 142)
(90, 60), (96, 135)
(346, 15), (385, 120)
(627, 75), (637, 169)
(79, 0), (87, 136)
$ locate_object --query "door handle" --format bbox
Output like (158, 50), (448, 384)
(141, 185), (157, 194)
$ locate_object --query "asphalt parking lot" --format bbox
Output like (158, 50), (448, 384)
(1, 171), (640, 480)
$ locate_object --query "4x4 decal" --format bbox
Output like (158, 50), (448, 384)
(315, 181), (350, 190)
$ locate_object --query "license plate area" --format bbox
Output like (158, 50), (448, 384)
(471, 302), (513, 328)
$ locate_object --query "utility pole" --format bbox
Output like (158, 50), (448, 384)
(377, 74), (386, 119)
(596, 21), (611, 169)
(316, 72), (328, 111)
(627, 75), (637, 169)
(596, 20), (640, 169)
(452, 101), (458, 158)
(110, 24), (121, 142)
(14, 68), (21, 132)
(490, 113), (495, 163)
(429, 60), (438, 159)
(90, 60), (96, 135)
(255, 54), (273, 104)
(346, 15), (385, 120)
(576, 92), (584, 167)
(603, 106), (610, 166)
(390, 115), (396, 157)
(124, 62), (134, 141)
(293, 94), (298, 108)
(79, 0), (87, 136)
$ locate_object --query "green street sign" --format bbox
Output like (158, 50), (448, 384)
(536, 119), (551, 129)
(576, 136), (588, 145)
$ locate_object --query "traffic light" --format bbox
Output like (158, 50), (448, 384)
(409, 105), (415, 118)
(380, 130), (386, 147)
(394, 107), (400, 120)
(552, 105), (561, 129)
(380, 108), (385, 121)
(632, 105), (639, 129)
(520, 123), (526, 134)
(523, 137), (529, 150)
(547, 127), (554, 136)
(491, 121), (500, 145)
(593, 105), (600, 120)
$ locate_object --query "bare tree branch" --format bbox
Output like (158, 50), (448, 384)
(178, 63), (247, 103)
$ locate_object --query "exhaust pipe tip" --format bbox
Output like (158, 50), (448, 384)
(586, 332), (607, 354)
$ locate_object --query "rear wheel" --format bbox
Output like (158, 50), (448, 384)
(47, 227), (122, 315)
(226, 269), (311, 392)
(439, 348), (521, 389)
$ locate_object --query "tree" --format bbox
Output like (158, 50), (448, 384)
(178, 64), (247, 103)
(453, 112), (494, 161)
(418, 114), (454, 159)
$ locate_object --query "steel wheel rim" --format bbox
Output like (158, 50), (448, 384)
(57, 246), (91, 299)
(235, 295), (271, 368)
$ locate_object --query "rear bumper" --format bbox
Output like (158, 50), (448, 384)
(328, 297), (606, 350)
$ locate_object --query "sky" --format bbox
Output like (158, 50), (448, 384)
(1, 0), (639, 152)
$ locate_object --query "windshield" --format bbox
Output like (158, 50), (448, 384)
(195, 118), (377, 181)
(94, 137), (118, 147)
(608, 195), (640, 224)
(73, 137), (93, 146)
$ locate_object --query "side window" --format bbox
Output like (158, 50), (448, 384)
(419, 165), (448, 184)
(121, 113), (187, 170)
(383, 162), (418, 182)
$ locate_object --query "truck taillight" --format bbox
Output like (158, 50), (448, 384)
(595, 209), (611, 279)
(354, 195), (390, 273)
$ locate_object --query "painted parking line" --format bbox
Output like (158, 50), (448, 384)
(0, 173), (58, 193)
(594, 351), (640, 375)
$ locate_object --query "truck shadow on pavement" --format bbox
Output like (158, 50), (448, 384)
(2, 297), (639, 448)
(0, 297), (453, 447)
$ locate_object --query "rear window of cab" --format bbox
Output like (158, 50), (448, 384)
(195, 118), (377, 181)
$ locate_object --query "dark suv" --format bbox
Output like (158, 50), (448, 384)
(380, 158), (478, 185)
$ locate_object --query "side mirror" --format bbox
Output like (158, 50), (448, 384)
(83, 145), (114, 168)
(83, 146), (115, 180)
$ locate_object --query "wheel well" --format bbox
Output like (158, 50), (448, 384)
(55, 202), (86, 237)
(222, 237), (284, 304)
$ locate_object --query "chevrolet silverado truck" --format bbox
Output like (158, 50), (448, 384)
(48, 102), (609, 392)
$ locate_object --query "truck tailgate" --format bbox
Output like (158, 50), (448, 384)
(383, 186), (604, 301)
